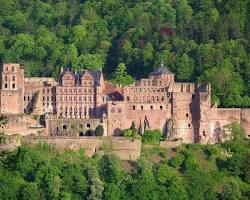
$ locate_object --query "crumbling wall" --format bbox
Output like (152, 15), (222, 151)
(1, 114), (43, 135)
(22, 136), (141, 160)
(210, 108), (241, 143)
(172, 92), (197, 143)
(107, 101), (170, 136)
(46, 117), (107, 136)
(240, 109), (250, 138)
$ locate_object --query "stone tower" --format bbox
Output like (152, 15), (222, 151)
(0, 63), (24, 114)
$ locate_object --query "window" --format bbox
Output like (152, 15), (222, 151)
(12, 83), (15, 89)
(160, 106), (163, 110)
(133, 106), (136, 110)
(87, 123), (90, 128)
(188, 124), (191, 128)
(24, 96), (26, 101)
(11, 66), (15, 71)
(141, 106), (143, 110)
(111, 108), (115, 113)
(5, 76), (7, 81)
(4, 83), (7, 88)
(127, 96), (130, 101)
(28, 96), (30, 101)
(150, 106), (153, 110)
(161, 96), (164, 101)
(186, 113), (189, 117)
(63, 125), (67, 130)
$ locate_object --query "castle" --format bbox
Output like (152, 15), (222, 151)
(1, 63), (250, 144)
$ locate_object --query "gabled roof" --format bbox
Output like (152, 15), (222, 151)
(58, 68), (102, 86)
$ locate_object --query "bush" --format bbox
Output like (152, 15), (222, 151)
(95, 125), (104, 136)
(142, 130), (162, 144)
(121, 129), (135, 138)
(170, 153), (185, 168)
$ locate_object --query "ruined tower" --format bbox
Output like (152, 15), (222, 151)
(0, 63), (24, 114)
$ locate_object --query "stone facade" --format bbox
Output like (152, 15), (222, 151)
(1, 63), (250, 143)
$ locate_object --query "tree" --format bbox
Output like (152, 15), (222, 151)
(156, 165), (188, 200)
(176, 53), (195, 81)
(221, 181), (242, 200)
(95, 125), (104, 136)
(112, 63), (134, 87)
(18, 182), (39, 200)
(73, 54), (104, 71)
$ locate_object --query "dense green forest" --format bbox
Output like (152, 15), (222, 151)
(0, 123), (250, 200)
(0, 0), (250, 106)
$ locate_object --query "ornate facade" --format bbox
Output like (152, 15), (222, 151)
(1, 63), (250, 144)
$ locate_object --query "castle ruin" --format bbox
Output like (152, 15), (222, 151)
(1, 63), (250, 144)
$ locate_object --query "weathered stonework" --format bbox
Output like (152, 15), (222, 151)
(1, 63), (250, 143)
(0, 135), (141, 160)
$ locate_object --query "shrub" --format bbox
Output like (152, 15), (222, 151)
(121, 129), (135, 138)
(142, 130), (162, 144)
(95, 125), (104, 136)
(170, 153), (185, 168)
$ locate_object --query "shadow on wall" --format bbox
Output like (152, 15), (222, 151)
(213, 121), (222, 143)
(190, 93), (200, 143)
(114, 128), (121, 136)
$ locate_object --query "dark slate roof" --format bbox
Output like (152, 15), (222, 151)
(149, 61), (173, 75)
(59, 68), (102, 86)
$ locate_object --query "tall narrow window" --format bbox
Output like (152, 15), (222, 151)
(12, 76), (15, 81)
(12, 83), (15, 89)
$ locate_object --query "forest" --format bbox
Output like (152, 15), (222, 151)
(0, 123), (250, 200)
(0, 0), (250, 107)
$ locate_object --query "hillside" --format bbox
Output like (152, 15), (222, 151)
(0, 123), (250, 199)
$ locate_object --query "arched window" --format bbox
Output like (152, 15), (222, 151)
(63, 125), (67, 130)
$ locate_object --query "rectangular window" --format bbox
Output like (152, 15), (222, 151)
(133, 106), (136, 110)
(5, 83), (7, 88)
(12, 83), (15, 89)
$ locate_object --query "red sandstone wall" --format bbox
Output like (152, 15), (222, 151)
(107, 101), (170, 136)
(210, 108), (241, 143)
(172, 92), (196, 143)
(241, 109), (250, 138)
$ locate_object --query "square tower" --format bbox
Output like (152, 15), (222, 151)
(0, 63), (24, 114)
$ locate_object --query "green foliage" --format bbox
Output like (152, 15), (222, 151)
(221, 180), (243, 200)
(0, 134), (250, 200)
(0, 0), (249, 106)
(112, 63), (134, 86)
(142, 130), (162, 144)
(169, 153), (185, 168)
(121, 129), (136, 138)
(94, 125), (104, 136)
